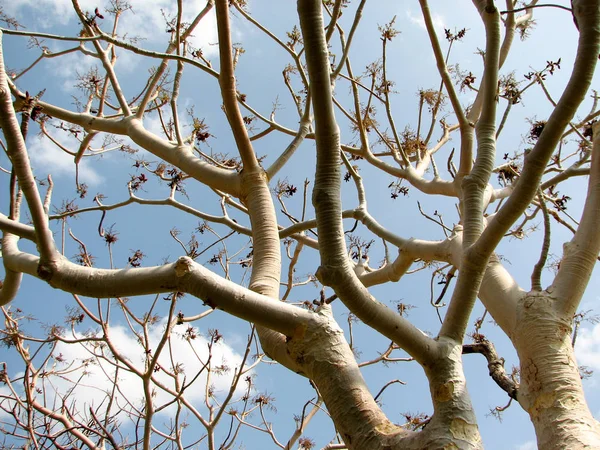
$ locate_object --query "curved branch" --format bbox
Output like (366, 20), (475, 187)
(463, 339), (518, 400)
(553, 121), (600, 317)
(215, 0), (257, 170)
(2, 247), (312, 337)
(299, 0), (437, 364)
(12, 95), (241, 195)
(476, 1), (600, 260)
(0, 214), (36, 242)
(530, 190), (551, 291)
(0, 32), (56, 265)
(441, 5), (502, 342)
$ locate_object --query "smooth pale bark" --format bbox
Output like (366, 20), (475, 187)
(286, 305), (407, 449)
(298, 1), (483, 448)
(8, 96), (242, 196)
(0, 31), (56, 264)
(242, 169), (303, 373)
(440, 5), (502, 343)
(514, 294), (600, 449)
(1, 242), (313, 338)
(419, 341), (481, 450)
(480, 3), (600, 445)
(214, 0), (306, 374)
(512, 110), (600, 449)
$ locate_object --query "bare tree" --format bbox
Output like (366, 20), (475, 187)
(1, 0), (599, 448)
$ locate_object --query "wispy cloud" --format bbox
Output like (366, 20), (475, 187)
(27, 126), (103, 187)
(9, 0), (219, 55)
(515, 441), (537, 450)
(575, 322), (600, 371)
(406, 10), (446, 31)
(44, 320), (250, 417)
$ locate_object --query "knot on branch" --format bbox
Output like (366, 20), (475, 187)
(174, 256), (194, 278)
(315, 264), (346, 287)
(37, 261), (56, 281)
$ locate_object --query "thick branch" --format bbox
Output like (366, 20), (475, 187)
(476, 0), (600, 256)
(0, 31), (56, 264)
(2, 248), (312, 337)
(441, 5), (501, 341)
(299, 0), (436, 365)
(553, 120), (600, 316)
(215, 0), (257, 170)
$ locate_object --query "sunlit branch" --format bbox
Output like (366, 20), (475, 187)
(12, 47), (79, 81)
(0, 214), (36, 241)
(325, 0), (343, 42)
(70, 2), (132, 116)
(477, 2), (600, 259)
(440, 4), (502, 341)
(300, 0), (437, 365)
(52, 193), (251, 236)
(266, 117), (311, 181)
(553, 121), (600, 316)
(500, 3), (571, 14)
(419, 1), (468, 130)
(380, 32), (410, 166)
(499, 0), (516, 68)
(0, 239), (23, 306)
(215, 0), (257, 170)
(0, 33), (57, 266)
(137, 0), (216, 116)
(171, 59), (186, 146)
(12, 92), (242, 194)
(0, 28), (102, 43)
(4, 243), (315, 339)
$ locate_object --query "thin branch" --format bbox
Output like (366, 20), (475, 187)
(530, 190), (551, 291)
(463, 339), (518, 400)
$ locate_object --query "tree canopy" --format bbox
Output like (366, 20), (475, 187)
(1, 1), (600, 449)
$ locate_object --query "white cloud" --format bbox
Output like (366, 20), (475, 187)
(27, 126), (103, 187)
(515, 441), (537, 450)
(46, 51), (98, 93)
(41, 319), (251, 419)
(10, 0), (219, 55)
(575, 323), (600, 371)
(4, 0), (95, 27)
(119, 0), (219, 55)
(406, 10), (446, 32)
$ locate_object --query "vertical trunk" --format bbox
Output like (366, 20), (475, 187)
(286, 305), (406, 450)
(419, 341), (482, 450)
(240, 170), (304, 373)
(286, 309), (483, 449)
(514, 294), (600, 449)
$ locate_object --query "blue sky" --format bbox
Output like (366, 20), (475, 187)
(1, 1), (599, 449)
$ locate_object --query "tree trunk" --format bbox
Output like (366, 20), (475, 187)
(417, 341), (482, 450)
(286, 308), (483, 450)
(514, 293), (600, 449)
